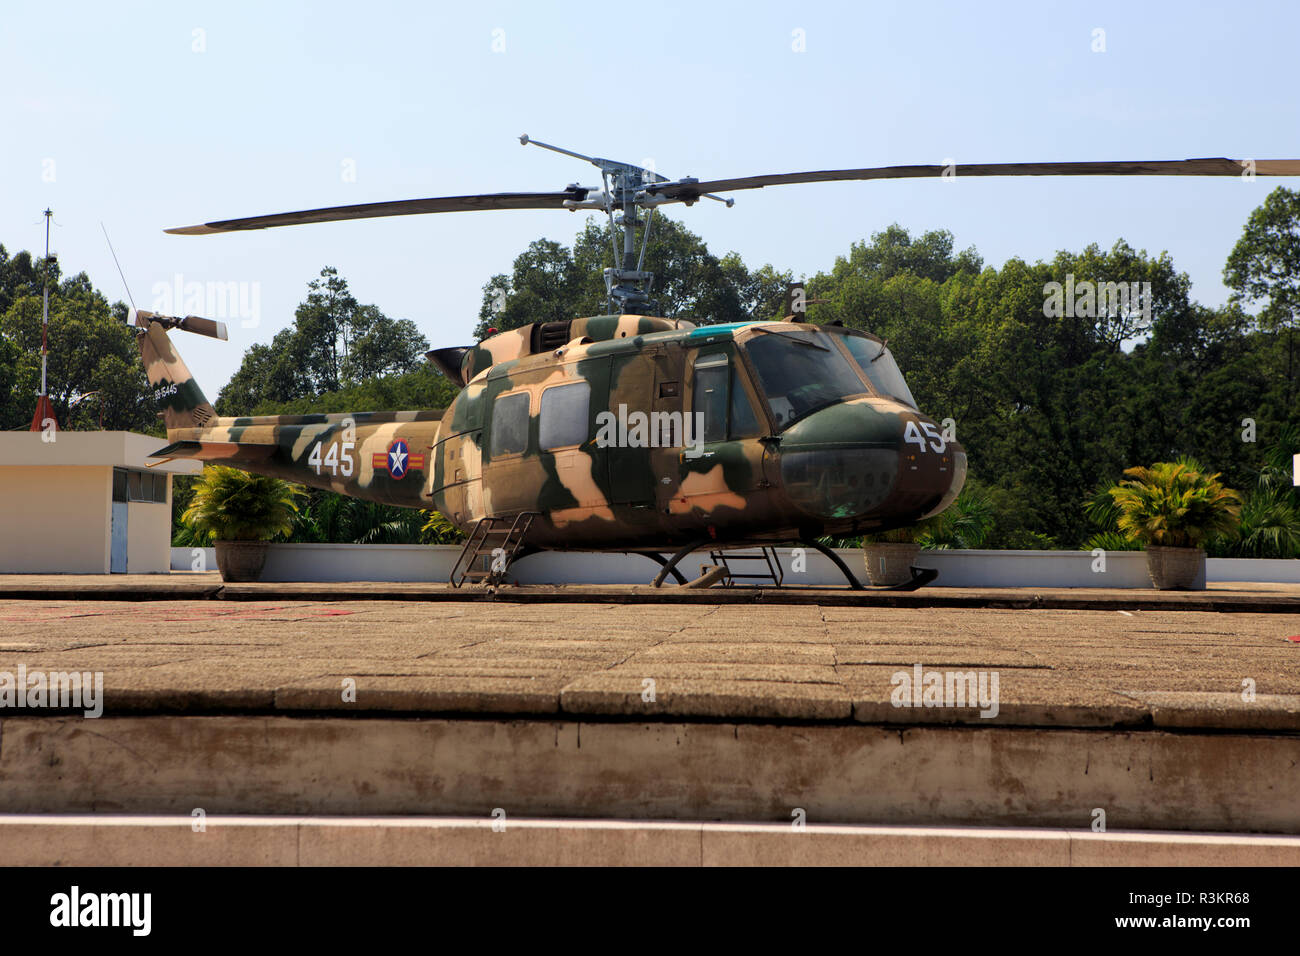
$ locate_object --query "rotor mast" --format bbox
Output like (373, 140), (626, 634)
(519, 134), (732, 315)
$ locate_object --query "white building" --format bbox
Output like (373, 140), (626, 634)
(0, 431), (200, 574)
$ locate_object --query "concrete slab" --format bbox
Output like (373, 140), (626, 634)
(1, 598), (1297, 729)
(6, 574), (1300, 612)
(2, 717), (1298, 833)
(1, 595), (1297, 834)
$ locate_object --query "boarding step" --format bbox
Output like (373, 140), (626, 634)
(450, 512), (539, 588)
(708, 547), (783, 587)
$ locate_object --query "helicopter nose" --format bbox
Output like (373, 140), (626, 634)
(777, 402), (965, 520)
(899, 412), (967, 519)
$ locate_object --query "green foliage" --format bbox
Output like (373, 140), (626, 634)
(1209, 426), (1300, 558)
(0, 252), (158, 432)
(816, 534), (862, 549)
(1082, 531), (1143, 552)
(916, 483), (995, 549)
(281, 491), (465, 546)
(1225, 187), (1300, 332)
(473, 214), (790, 339)
(1218, 489), (1300, 558)
(216, 267), (429, 415)
(246, 364), (458, 417)
(1105, 458), (1241, 549)
(288, 491), (425, 544)
(170, 473), (201, 546)
(181, 466), (304, 543)
(1080, 482), (1142, 551)
(420, 510), (467, 544)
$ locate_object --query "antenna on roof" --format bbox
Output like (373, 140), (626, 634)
(101, 222), (138, 317)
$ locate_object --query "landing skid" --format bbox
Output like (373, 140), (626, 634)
(641, 540), (940, 591)
(500, 543), (939, 591)
(889, 566), (940, 591)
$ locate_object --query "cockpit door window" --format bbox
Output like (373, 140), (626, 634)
(691, 351), (764, 442)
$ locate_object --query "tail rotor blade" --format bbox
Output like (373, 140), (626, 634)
(133, 310), (228, 340)
(180, 315), (229, 341)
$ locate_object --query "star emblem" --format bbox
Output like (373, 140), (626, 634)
(388, 442), (409, 478)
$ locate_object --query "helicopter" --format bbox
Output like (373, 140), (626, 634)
(139, 138), (1300, 588)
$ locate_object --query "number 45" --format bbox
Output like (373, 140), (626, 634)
(904, 420), (946, 453)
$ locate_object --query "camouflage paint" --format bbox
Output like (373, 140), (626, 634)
(137, 312), (965, 551)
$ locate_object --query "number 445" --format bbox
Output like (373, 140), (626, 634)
(308, 441), (355, 476)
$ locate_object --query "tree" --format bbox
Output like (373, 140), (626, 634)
(816, 224), (982, 286)
(0, 268), (156, 432)
(475, 239), (585, 340)
(216, 267), (429, 415)
(0, 244), (49, 316)
(1225, 187), (1300, 399)
(473, 214), (790, 338)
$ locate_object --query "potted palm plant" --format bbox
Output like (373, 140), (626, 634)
(1104, 458), (1241, 590)
(182, 466), (304, 582)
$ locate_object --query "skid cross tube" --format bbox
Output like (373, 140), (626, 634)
(802, 539), (865, 590)
(649, 539), (711, 588)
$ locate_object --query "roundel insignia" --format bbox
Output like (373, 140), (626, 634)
(371, 439), (425, 479)
(386, 439), (410, 479)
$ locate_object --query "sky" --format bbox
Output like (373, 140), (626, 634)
(3, 0), (1298, 395)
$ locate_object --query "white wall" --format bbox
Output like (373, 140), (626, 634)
(1207, 558), (1300, 583)
(170, 543), (1298, 588)
(0, 466), (111, 573)
(126, 476), (172, 574)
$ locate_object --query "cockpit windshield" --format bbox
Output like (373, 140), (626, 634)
(835, 333), (918, 409)
(742, 328), (870, 430)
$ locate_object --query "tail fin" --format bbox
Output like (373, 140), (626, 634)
(134, 311), (220, 430)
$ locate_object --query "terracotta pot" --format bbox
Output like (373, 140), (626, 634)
(863, 542), (922, 587)
(1144, 545), (1205, 590)
(214, 540), (269, 582)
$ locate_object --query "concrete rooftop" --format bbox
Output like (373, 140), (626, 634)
(1, 591), (1297, 730)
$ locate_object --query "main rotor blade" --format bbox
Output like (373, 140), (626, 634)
(166, 189), (588, 235)
(648, 158), (1300, 202)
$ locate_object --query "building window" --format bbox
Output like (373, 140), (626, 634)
(539, 381), (590, 450)
(113, 467), (167, 503)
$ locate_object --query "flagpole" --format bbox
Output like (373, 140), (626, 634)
(39, 208), (50, 402)
(29, 209), (57, 433)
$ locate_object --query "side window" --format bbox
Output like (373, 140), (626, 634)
(729, 374), (761, 438)
(539, 381), (590, 450)
(692, 354), (729, 444)
(692, 352), (763, 441)
(489, 392), (530, 457)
